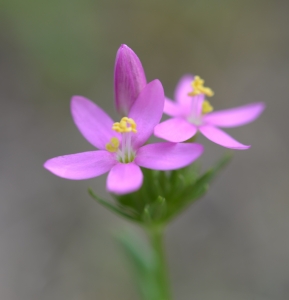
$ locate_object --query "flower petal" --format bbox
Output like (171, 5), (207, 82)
(135, 142), (204, 170)
(154, 118), (197, 142)
(107, 163), (143, 195)
(44, 151), (117, 179)
(199, 125), (250, 149)
(164, 97), (186, 117)
(129, 80), (165, 149)
(203, 102), (265, 128)
(175, 74), (194, 109)
(71, 96), (120, 149)
(114, 44), (147, 116)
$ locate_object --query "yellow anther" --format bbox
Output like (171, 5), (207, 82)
(188, 76), (214, 97)
(202, 100), (213, 114)
(112, 117), (137, 133)
(105, 137), (120, 152)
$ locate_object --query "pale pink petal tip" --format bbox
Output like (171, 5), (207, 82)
(204, 102), (265, 128)
(114, 44), (147, 116)
(44, 151), (116, 180)
(199, 125), (251, 150)
(154, 118), (197, 142)
(107, 163), (143, 195)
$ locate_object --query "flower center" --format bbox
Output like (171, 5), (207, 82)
(187, 99), (214, 125)
(188, 76), (214, 97)
(105, 117), (137, 163)
(186, 77), (214, 125)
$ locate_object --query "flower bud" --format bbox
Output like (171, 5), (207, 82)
(114, 44), (147, 116)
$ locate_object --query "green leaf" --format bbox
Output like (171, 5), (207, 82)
(198, 152), (233, 184)
(166, 153), (232, 221)
(88, 188), (138, 222)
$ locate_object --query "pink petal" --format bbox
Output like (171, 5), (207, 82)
(129, 80), (164, 149)
(163, 97), (186, 117)
(174, 74), (194, 109)
(154, 118), (197, 142)
(135, 142), (204, 170)
(44, 151), (117, 180)
(203, 102), (265, 128)
(107, 162), (143, 195)
(71, 96), (121, 150)
(114, 44), (147, 116)
(199, 125), (250, 150)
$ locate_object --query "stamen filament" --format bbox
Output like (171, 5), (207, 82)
(110, 117), (137, 163)
(126, 132), (131, 161)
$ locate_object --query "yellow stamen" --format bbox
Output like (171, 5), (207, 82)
(188, 76), (214, 97)
(112, 117), (137, 133)
(105, 137), (120, 152)
(202, 100), (213, 114)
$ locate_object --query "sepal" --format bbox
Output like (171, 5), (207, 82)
(142, 197), (167, 223)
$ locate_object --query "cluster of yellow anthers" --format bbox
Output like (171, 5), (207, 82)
(189, 76), (214, 97)
(188, 76), (214, 114)
(105, 117), (138, 153)
(112, 117), (137, 133)
(106, 137), (120, 153)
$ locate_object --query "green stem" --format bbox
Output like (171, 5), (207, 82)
(147, 226), (172, 300)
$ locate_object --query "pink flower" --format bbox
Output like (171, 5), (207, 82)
(154, 75), (265, 149)
(114, 44), (147, 116)
(44, 80), (204, 195)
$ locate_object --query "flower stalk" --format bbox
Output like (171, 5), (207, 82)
(147, 225), (172, 300)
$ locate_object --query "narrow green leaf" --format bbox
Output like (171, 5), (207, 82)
(182, 152), (232, 201)
(199, 152), (232, 183)
(166, 153), (232, 221)
(88, 188), (138, 222)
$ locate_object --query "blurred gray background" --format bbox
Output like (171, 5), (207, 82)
(1, 0), (289, 299)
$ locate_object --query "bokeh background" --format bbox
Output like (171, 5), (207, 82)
(1, 0), (289, 299)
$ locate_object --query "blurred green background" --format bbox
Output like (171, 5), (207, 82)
(1, 0), (289, 299)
